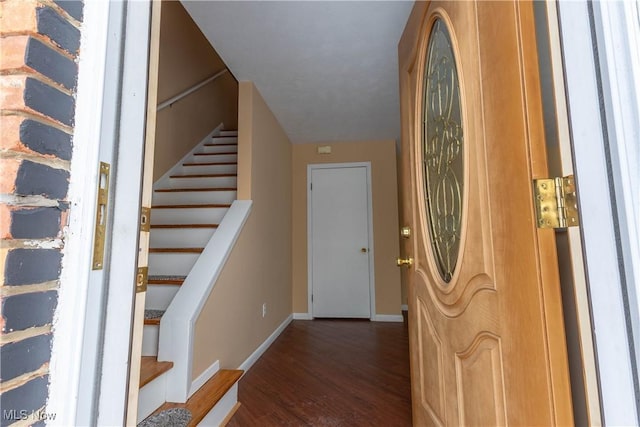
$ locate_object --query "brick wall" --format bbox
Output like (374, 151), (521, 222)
(0, 1), (83, 425)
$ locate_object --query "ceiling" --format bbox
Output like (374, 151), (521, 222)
(182, 1), (414, 144)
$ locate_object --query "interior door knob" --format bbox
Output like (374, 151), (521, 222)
(396, 257), (413, 267)
(361, 248), (368, 253)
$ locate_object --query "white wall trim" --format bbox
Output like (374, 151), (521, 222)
(306, 162), (376, 320)
(158, 200), (252, 403)
(188, 360), (220, 398)
(239, 314), (293, 372)
(96, 2), (153, 424)
(48, 1), (112, 425)
(153, 123), (225, 190)
(293, 313), (313, 320)
(372, 315), (404, 323)
(591, 0), (640, 375)
(401, 304), (408, 311)
(557, 2), (639, 424)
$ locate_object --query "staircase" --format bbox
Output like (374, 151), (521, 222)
(137, 129), (243, 426)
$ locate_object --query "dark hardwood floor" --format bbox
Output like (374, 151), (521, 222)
(227, 317), (412, 426)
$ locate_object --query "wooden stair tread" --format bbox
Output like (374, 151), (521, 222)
(152, 204), (232, 209)
(148, 275), (185, 285)
(203, 143), (237, 146)
(182, 162), (237, 166)
(155, 187), (237, 192)
(193, 152), (237, 156)
(169, 173), (237, 178)
(140, 356), (173, 388)
(150, 224), (219, 229)
(149, 247), (204, 253)
(151, 370), (243, 426)
(144, 317), (161, 326)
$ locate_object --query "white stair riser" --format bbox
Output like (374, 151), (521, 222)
(209, 136), (237, 144)
(146, 284), (180, 310)
(188, 154), (237, 164)
(152, 207), (229, 225)
(138, 370), (169, 423)
(168, 176), (237, 189)
(142, 324), (159, 357)
(179, 164), (237, 175)
(148, 252), (199, 276)
(219, 131), (237, 137)
(150, 228), (215, 248)
(198, 144), (237, 154)
(196, 383), (239, 427)
(152, 190), (236, 205)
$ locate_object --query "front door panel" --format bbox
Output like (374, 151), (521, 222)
(398, 1), (573, 425)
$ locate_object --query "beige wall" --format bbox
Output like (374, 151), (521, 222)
(192, 82), (292, 374)
(153, 1), (238, 181)
(292, 141), (402, 315)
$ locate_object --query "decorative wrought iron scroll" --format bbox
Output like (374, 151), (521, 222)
(422, 19), (463, 282)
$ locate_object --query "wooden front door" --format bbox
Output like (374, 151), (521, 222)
(398, 1), (573, 425)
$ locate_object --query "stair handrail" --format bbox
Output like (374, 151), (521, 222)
(157, 69), (229, 111)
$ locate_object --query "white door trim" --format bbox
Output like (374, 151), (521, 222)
(48, 1), (152, 425)
(307, 162), (376, 319)
(48, 1), (113, 425)
(557, 1), (640, 424)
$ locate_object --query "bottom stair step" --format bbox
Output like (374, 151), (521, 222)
(143, 369), (243, 427)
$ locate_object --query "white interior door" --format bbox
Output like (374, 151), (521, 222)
(309, 164), (372, 318)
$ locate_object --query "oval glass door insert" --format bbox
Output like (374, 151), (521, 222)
(422, 19), (464, 282)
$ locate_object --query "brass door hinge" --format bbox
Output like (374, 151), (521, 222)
(534, 175), (579, 229)
(136, 267), (148, 293)
(140, 207), (151, 232)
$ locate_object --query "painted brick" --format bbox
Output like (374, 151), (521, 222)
(26, 37), (78, 90)
(11, 207), (62, 239)
(20, 119), (73, 160)
(0, 205), (11, 238)
(0, 116), (24, 152)
(24, 77), (75, 126)
(4, 249), (62, 286)
(1, 291), (58, 332)
(53, 0), (83, 22)
(0, 334), (52, 382)
(0, 375), (48, 427)
(0, 75), (28, 112)
(0, 36), (29, 71)
(15, 160), (70, 199)
(0, 0), (39, 35)
(0, 159), (20, 194)
(37, 7), (81, 56)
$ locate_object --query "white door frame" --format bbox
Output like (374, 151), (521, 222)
(557, 1), (640, 425)
(48, 1), (152, 426)
(307, 162), (376, 319)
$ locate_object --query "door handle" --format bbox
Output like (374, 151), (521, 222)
(397, 257), (413, 267)
(361, 248), (368, 253)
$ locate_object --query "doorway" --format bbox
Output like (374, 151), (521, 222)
(308, 163), (375, 318)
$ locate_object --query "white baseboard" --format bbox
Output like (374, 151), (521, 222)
(401, 304), (408, 311)
(238, 314), (293, 372)
(293, 313), (312, 320)
(189, 360), (220, 398)
(372, 314), (404, 322)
